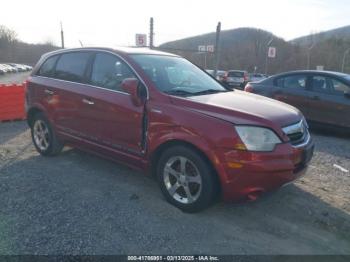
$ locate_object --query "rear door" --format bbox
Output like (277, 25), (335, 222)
(272, 74), (310, 116)
(330, 78), (350, 128)
(50, 51), (93, 138)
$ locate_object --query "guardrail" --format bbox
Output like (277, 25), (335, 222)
(0, 82), (26, 121)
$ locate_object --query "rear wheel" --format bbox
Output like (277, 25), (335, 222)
(31, 113), (64, 156)
(156, 146), (217, 212)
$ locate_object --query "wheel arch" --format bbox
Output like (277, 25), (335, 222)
(27, 107), (44, 127)
(149, 139), (221, 195)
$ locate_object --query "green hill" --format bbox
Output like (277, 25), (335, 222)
(159, 27), (350, 74)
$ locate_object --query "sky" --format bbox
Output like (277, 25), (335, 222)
(1, 0), (349, 48)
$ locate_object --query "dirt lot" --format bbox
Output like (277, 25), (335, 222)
(0, 120), (349, 255)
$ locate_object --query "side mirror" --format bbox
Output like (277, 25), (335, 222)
(121, 78), (143, 106)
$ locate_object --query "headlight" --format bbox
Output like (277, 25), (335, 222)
(235, 126), (281, 151)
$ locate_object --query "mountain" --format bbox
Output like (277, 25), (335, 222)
(158, 26), (350, 74)
(291, 25), (350, 46)
(159, 28), (300, 73)
(160, 27), (278, 51)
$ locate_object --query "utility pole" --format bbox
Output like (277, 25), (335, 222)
(342, 48), (350, 72)
(214, 22), (221, 76)
(265, 37), (273, 75)
(60, 21), (65, 49)
(307, 42), (316, 70)
(149, 17), (154, 49)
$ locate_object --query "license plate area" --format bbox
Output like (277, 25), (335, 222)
(302, 144), (314, 164)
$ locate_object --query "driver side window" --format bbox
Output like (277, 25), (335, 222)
(90, 53), (136, 92)
(329, 78), (350, 96)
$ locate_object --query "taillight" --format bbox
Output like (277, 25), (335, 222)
(244, 83), (254, 92)
(223, 72), (228, 81)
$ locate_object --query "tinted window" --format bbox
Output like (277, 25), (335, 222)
(38, 55), (59, 77)
(228, 71), (244, 77)
(276, 75), (306, 89)
(55, 52), (91, 83)
(90, 53), (135, 91)
(311, 76), (330, 93)
(329, 78), (350, 95)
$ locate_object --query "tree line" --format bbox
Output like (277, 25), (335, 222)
(0, 25), (58, 65)
(1, 25), (350, 74)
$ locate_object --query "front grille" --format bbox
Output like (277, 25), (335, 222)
(287, 131), (306, 145)
(282, 120), (309, 147)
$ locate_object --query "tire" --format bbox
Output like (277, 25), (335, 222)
(156, 145), (218, 213)
(30, 112), (64, 156)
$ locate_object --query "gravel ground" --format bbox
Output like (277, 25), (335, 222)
(0, 121), (349, 255)
(0, 72), (31, 84)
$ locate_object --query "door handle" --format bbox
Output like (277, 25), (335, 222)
(82, 98), (94, 105)
(311, 95), (319, 100)
(45, 89), (54, 95)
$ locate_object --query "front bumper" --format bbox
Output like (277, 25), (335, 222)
(216, 139), (314, 201)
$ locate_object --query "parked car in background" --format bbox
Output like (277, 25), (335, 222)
(8, 63), (25, 72)
(0, 64), (9, 74)
(26, 48), (313, 212)
(205, 69), (214, 75)
(249, 73), (267, 82)
(0, 63), (32, 74)
(1, 64), (16, 73)
(24, 65), (33, 71)
(205, 69), (226, 82)
(7, 64), (20, 72)
(216, 70), (226, 82)
(245, 70), (350, 130)
(223, 70), (249, 89)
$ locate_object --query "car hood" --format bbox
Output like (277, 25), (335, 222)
(170, 90), (302, 135)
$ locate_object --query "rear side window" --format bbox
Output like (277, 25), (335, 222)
(228, 71), (244, 77)
(55, 52), (91, 83)
(276, 75), (306, 89)
(38, 55), (59, 77)
(90, 53), (136, 91)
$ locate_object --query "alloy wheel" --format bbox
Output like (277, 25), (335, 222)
(33, 120), (50, 151)
(163, 156), (202, 204)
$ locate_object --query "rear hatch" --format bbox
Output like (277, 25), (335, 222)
(227, 71), (244, 83)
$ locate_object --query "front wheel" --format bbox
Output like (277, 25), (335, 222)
(31, 113), (64, 156)
(156, 146), (218, 213)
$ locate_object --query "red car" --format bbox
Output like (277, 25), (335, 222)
(26, 48), (314, 212)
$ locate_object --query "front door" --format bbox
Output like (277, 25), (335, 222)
(78, 52), (146, 156)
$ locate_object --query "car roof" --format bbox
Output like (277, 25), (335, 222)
(273, 70), (349, 78)
(228, 70), (246, 72)
(41, 47), (178, 59)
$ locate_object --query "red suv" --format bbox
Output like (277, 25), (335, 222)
(26, 48), (314, 212)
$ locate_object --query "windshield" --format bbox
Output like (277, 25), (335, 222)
(131, 54), (227, 96)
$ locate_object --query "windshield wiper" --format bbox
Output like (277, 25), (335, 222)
(191, 89), (228, 96)
(164, 89), (193, 96)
